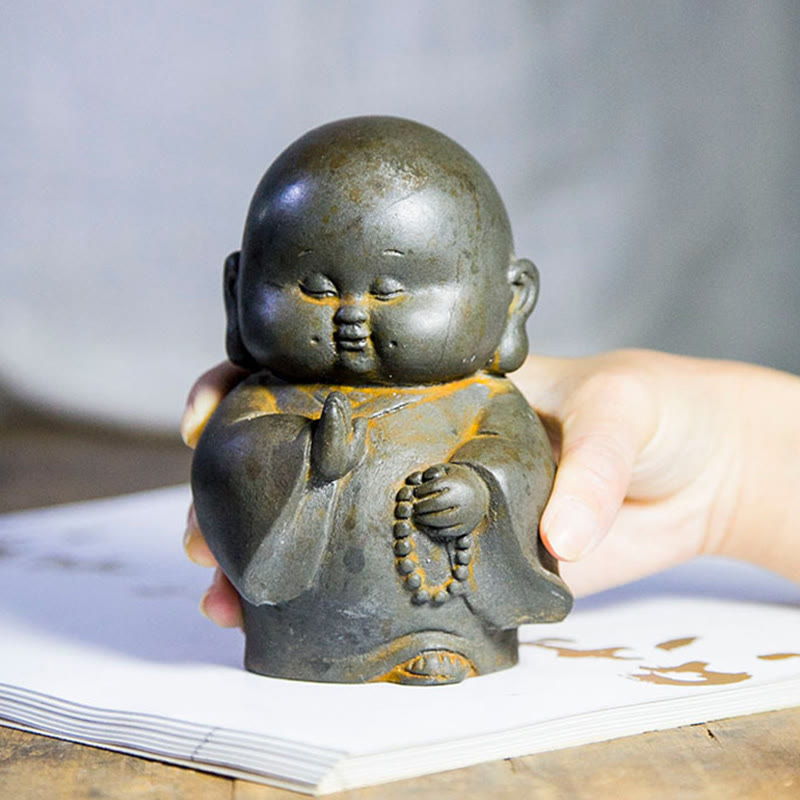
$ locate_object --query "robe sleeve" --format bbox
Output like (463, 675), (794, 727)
(191, 378), (337, 606)
(450, 383), (573, 628)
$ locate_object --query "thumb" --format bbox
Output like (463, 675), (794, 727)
(536, 371), (657, 561)
(540, 422), (636, 561)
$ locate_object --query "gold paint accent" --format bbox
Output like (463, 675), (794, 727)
(656, 637), (698, 651)
(757, 652), (800, 661)
(525, 638), (638, 661)
(237, 372), (514, 424)
(372, 650), (476, 685)
(631, 661), (751, 686)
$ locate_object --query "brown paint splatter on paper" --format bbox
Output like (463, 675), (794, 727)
(656, 637), (697, 651)
(631, 661), (751, 686)
(525, 638), (638, 661)
(526, 635), (790, 686)
(757, 653), (800, 661)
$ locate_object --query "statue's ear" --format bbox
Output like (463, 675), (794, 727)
(224, 251), (260, 369)
(488, 257), (539, 375)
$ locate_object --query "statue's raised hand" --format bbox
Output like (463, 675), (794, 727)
(311, 391), (367, 483)
(410, 463), (490, 539)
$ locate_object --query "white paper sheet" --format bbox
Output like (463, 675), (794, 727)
(1, 486), (798, 793)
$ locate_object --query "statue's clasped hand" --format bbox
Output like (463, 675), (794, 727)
(311, 391), (368, 483)
(409, 463), (490, 540)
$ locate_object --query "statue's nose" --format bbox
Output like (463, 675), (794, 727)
(333, 304), (368, 325)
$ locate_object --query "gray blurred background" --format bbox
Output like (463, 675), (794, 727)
(2, 0), (798, 433)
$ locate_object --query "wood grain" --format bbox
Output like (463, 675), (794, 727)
(2, 708), (799, 800)
(0, 726), (230, 800)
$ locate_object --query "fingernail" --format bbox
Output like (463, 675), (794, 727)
(183, 523), (193, 553)
(181, 387), (219, 448)
(184, 528), (217, 568)
(199, 588), (213, 620)
(542, 498), (601, 561)
(200, 569), (224, 623)
(183, 506), (205, 564)
(200, 572), (243, 629)
(183, 525), (206, 564)
(199, 591), (228, 627)
(182, 505), (195, 550)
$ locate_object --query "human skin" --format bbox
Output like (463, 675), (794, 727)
(181, 350), (800, 627)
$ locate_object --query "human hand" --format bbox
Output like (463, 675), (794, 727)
(407, 463), (490, 539)
(516, 349), (745, 596)
(182, 350), (731, 623)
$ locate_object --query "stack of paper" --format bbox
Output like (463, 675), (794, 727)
(0, 486), (798, 794)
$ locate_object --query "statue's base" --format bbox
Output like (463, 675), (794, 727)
(242, 603), (519, 685)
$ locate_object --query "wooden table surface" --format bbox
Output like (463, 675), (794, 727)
(1, 411), (798, 800)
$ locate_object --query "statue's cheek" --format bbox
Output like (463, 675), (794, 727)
(279, 309), (337, 367)
(243, 298), (335, 369)
(367, 307), (412, 357)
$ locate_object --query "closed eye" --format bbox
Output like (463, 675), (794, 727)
(300, 273), (338, 298)
(370, 276), (405, 301)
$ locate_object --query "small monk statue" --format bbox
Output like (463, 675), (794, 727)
(192, 116), (572, 685)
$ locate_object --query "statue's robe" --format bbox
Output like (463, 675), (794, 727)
(192, 371), (572, 682)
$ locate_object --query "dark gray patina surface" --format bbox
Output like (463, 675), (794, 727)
(192, 117), (572, 684)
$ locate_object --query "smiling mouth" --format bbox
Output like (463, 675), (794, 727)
(334, 325), (370, 352)
(335, 336), (369, 352)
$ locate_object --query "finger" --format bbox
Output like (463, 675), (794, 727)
(412, 476), (450, 498)
(323, 391), (351, 423)
(181, 361), (249, 448)
(422, 464), (448, 481)
(414, 490), (456, 516)
(313, 392), (352, 479)
(318, 392), (351, 445)
(200, 568), (244, 629)
(560, 498), (700, 597)
(415, 507), (462, 529)
(540, 372), (656, 561)
(183, 503), (218, 567)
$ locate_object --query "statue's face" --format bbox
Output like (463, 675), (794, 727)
(236, 183), (513, 385)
